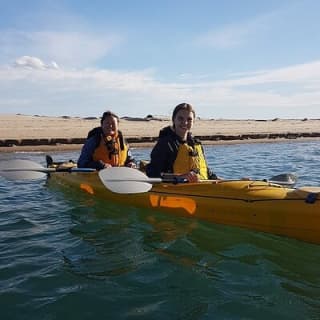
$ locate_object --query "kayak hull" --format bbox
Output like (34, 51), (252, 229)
(49, 171), (320, 244)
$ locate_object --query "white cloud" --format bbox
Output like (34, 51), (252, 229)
(14, 56), (59, 70)
(215, 61), (320, 87)
(0, 57), (320, 118)
(195, 9), (277, 49)
(0, 30), (122, 67)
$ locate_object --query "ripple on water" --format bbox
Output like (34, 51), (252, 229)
(1, 142), (320, 319)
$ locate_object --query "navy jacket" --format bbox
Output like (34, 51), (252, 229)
(77, 127), (134, 170)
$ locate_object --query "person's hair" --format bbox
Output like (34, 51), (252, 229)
(171, 103), (196, 122)
(101, 111), (120, 124)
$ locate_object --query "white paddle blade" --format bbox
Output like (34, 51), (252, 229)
(269, 173), (297, 187)
(102, 180), (152, 194)
(99, 166), (152, 181)
(0, 170), (47, 180)
(98, 167), (157, 194)
(0, 159), (48, 180)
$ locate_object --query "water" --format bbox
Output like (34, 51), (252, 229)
(0, 141), (320, 319)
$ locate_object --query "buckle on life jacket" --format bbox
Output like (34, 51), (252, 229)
(188, 150), (198, 156)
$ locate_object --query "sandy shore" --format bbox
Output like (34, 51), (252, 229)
(1, 114), (319, 152)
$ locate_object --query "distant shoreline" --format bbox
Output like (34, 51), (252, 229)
(1, 137), (320, 153)
(0, 114), (319, 152)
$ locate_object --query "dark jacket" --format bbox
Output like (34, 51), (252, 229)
(77, 127), (134, 170)
(146, 126), (215, 178)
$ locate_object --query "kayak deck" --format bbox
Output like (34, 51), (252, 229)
(49, 171), (320, 245)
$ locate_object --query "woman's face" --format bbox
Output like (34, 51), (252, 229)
(101, 116), (118, 136)
(173, 109), (194, 139)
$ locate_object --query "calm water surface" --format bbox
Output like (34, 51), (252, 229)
(0, 141), (320, 319)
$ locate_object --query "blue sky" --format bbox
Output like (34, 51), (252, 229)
(0, 0), (320, 119)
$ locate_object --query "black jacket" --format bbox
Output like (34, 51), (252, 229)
(146, 126), (201, 177)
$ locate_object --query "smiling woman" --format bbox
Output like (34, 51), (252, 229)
(77, 110), (136, 170)
(146, 103), (217, 182)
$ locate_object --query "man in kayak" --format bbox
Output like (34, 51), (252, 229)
(78, 111), (136, 170)
(146, 103), (217, 182)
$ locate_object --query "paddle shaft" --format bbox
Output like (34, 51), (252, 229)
(1, 167), (56, 173)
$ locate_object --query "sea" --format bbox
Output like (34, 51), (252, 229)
(0, 140), (319, 320)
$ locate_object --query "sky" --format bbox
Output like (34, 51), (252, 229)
(0, 0), (320, 119)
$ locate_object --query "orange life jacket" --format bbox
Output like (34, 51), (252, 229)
(92, 133), (128, 166)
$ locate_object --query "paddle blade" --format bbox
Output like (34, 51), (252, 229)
(103, 180), (152, 194)
(98, 167), (154, 194)
(269, 173), (297, 187)
(0, 159), (48, 180)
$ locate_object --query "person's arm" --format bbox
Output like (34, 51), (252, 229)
(146, 139), (172, 177)
(124, 146), (137, 168)
(77, 137), (104, 170)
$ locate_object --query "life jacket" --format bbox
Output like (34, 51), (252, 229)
(173, 141), (209, 179)
(90, 128), (128, 166)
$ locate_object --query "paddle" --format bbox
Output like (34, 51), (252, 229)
(266, 173), (297, 186)
(98, 167), (298, 194)
(99, 167), (162, 193)
(0, 159), (297, 194)
(0, 159), (95, 180)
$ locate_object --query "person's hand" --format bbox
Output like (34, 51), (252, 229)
(126, 162), (137, 169)
(103, 163), (112, 169)
(179, 171), (199, 183)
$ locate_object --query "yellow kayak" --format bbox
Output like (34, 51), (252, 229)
(0, 159), (319, 244)
(49, 169), (320, 245)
